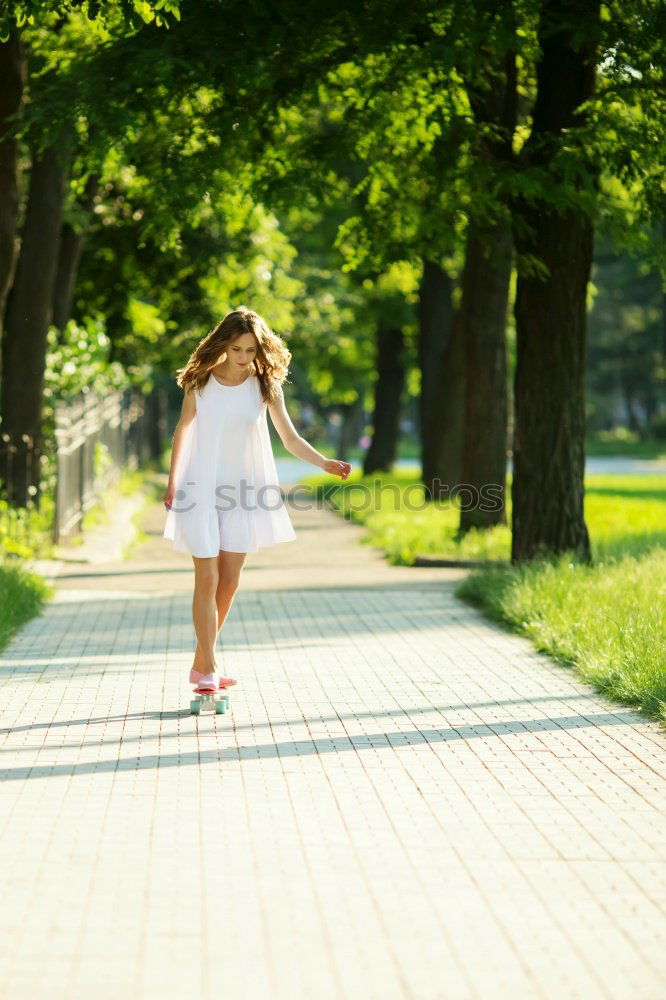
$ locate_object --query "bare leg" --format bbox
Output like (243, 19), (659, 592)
(191, 550), (247, 672)
(191, 556), (220, 673)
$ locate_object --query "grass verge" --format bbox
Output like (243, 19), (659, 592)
(0, 455), (166, 653)
(0, 558), (54, 654)
(456, 549), (665, 725)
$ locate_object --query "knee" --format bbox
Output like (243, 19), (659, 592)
(194, 567), (219, 597)
(216, 575), (240, 595)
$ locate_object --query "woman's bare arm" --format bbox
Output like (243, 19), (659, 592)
(163, 385), (197, 509)
(268, 384), (351, 480)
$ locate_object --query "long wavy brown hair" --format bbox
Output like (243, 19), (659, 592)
(176, 307), (292, 406)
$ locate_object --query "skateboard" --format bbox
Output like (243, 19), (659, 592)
(190, 686), (231, 716)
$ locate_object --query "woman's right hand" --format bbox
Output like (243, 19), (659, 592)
(322, 459), (352, 480)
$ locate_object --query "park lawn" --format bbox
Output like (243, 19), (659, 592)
(301, 471), (666, 563)
(584, 432), (666, 459)
(0, 461), (161, 656)
(276, 433), (666, 462)
(301, 470), (666, 724)
(301, 466), (511, 563)
(0, 559), (53, 654)
(456, 547), (665, 724)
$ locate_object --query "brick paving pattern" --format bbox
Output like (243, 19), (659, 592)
(1, 485), (665, 999)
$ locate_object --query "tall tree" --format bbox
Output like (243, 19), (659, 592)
(1, 138), (71, 504)
(418, 258), (463, 496)
(510, 0), (601, 563)
(0, 30), (25, 322)
(52, 170), (99, 331)
(363, 323), (407, 473)
(458, 41), (516, 533)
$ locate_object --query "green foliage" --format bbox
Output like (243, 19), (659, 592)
(275, 201), (418, 408)
(587, 429), (666, 457)
(34, 318), (139, 508)
(0, 558), (52, 653)
(4, 0), (663, 491)
(93, 440), (113, 479)
(16, 0), (664, 334)
(587, 232), (664, 435)
(650, 413), (666, 441)
(44, 317), (133, 399)
(0, 491), (56, 560)
(0, 0), (180, 41)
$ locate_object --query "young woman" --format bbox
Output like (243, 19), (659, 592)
(163, 307), (351, 692)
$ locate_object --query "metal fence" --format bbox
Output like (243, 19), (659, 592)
(0, 385), (168, 549)
(53, 386), (167, 543)
(0, 432), (40, 554)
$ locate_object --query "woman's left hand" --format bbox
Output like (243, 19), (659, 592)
(323, 459), (352, 480)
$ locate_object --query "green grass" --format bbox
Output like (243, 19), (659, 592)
(300, 468), (510, 564)
(274, 428), (666, 463)
(301, 471), (666, 565)
(585, 428), (666, 458)
(0, 492), (57, 561)
(300, 467), (666, 724)
(0, 558), (54, 653)
(457, 549), (666, 724)
(0, 458), (165, 651)
(584, 476), (666, 559)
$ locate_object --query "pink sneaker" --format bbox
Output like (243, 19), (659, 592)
(189, 668), (238, 690)
(192, 671), (219, 691)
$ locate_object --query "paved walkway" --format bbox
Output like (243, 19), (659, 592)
(1, 477), (665, 1000)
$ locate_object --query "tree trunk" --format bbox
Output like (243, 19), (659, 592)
(513, 207), (593, 562)
(457, 47), (516, 534)
(511, 0), (600, 564)
(362, 323), (406, 474)
(52, 171), (99, 331)
(1, 142), (70, 506)
(417, 256), (461, 498)
(620, 375), (643, 436)
(0, 29), (25, 324)
(459, 224), (512, 532)
(661, 217), (666, 387)
(337, 396), (364, 463)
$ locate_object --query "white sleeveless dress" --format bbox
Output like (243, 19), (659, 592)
(162, 371), (297, 556)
